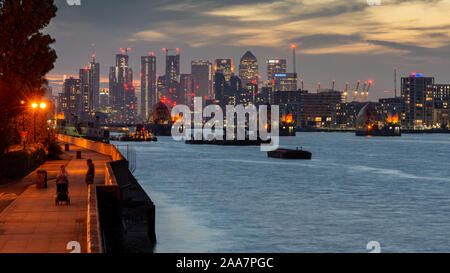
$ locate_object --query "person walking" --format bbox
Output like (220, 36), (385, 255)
(56, 165), (69, 184)
(85, 159), (95, 185)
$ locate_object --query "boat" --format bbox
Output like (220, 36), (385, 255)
(267, 148), (312, 159)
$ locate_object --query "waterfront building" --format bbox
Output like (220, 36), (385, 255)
(238, 51), (259, 88)
(331, 101), (367, 129)
(141, 55), (157, 121)
(401, 73), (434, 129)
(302, 91), (344, 128)
(191, 60), (213, 100)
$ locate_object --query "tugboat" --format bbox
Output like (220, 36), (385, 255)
(268, 147), (312, 159)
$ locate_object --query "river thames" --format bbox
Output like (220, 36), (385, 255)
(123, 133), (450, 252)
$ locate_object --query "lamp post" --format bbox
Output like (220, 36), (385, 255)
(31, 102), (46, 143)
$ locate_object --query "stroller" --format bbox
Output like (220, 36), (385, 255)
(55, 179), (70, 206)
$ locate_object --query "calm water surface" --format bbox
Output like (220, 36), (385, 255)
(119, 133), (450, 252)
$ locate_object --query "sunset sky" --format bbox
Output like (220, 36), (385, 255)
(46, 0), (450, 100)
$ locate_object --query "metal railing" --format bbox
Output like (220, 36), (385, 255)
(114, 144), (136, 173)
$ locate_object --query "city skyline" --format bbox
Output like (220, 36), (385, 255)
(45, 0), (450, 100)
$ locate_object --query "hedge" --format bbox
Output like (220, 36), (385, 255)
(0, 144), (46, 178)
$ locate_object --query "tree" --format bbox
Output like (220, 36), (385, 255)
(0, 0), (57, 153)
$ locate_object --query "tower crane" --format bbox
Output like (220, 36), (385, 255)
(360, 81), (368, 102)
(353, 80), (360, 102)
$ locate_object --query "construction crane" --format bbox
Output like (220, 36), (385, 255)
(317, 82), (321, 93)
(162, 47), (180, 56)
(343, 82), (349, 102)
(360, 81), (368, 102)
(332, 80), (336, 91)
(365, 80), (373, 102)
(353, 80), (360, 102)
(300, 79), (304, 90)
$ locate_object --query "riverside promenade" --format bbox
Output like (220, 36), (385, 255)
(0, 143), (110, 253)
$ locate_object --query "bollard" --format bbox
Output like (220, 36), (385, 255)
(76, 151), (82, 159)
(36, 170), (47, 189)
(65, 144), (69, 151)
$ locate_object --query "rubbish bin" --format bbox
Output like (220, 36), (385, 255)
(65, 144), (70, 151)
(76, 151), (82, 159)
(36, 170), (47, 189)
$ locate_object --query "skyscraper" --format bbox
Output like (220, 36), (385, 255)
(165, 53), (180, 103)
(62, 77), (82, 118)
(180, 74), (194, 106)
(109, 52), (137, 123)
(267, 59), (287, 82)
(401, 73), (434, 129)
(141, 54), (157, 121)
(191, 60), (213, 100)
(272, 73), (298, 92)
(214, 59), (234, 83)
(88, 60), (100, 111)
(79, 67), (90, 115)
(238, 51), (258, 88)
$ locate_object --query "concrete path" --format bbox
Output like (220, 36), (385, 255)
(0, 143), (110, 253)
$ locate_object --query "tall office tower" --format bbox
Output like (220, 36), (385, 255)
(401, 73), (434, 129)
(141, 54), (157, 121)
(165, 53), (180, 103)
(272, 73), (298, 91)
(62, 77), (82, 118)
(88, 60), (100, 111)
(214, 73), (227, 107)
(191, 60), (213, 99)
(180, 74), (194, 106)
(99, 88), (109, 109)
(109, 52), (137, 123)
(108, 66), (117, 104)
(157, 75), (166, 102)
(238, 51), (258, 88)
(79, 68), (90, 116)
(214, 59), (234, 83)
(267, 59), (287, 83)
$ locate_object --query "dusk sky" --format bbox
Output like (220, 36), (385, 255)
(46, 0), (450, 100)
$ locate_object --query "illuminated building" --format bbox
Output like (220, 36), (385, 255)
(109, 53), (137, 123)
(214, 59), (234, 84)
(401, 73), (434, 129)
(238, 51), (258, 88)
(272, 73), (298, 92)
(88, 61), (100, 111)
(165, 53), (180, 103)
(331, 102), (367, 129)
(267, 59), (286, 85)
(180, 74), (194, 107)
(191, 60), (213, 100)
(433, 84), (450, 101)
(61, 77), (82, 118)
(141, 54), (157, 121)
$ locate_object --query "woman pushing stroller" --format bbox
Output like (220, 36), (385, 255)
(56, 165), (70, 205)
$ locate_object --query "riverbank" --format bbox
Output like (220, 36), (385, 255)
(296, 128), (450, 134)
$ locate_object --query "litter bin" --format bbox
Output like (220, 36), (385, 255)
(76, 151), (82, 159)
(65, 144), (70, 151)
(36, 170), (47, 189)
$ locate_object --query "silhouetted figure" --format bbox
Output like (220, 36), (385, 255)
(85, 159), (95, 185)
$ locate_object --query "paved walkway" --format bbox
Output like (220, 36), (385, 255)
(0, 143), (110, 253)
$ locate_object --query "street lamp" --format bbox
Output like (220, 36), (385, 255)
(31, 101), (47, 143)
